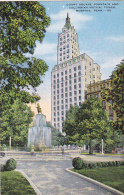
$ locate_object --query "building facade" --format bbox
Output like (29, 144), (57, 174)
(86, 79), (116, 121)
(51, 14), (101, 133)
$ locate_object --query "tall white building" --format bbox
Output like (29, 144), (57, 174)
(51, 13), (101, 133)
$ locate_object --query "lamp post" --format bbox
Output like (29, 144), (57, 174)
(102, 139), (104, 155)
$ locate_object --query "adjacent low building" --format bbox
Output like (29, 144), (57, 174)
(86, 79), (116, 121)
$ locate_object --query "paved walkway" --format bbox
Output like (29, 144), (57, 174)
(16, 158), (113, 195)
(1, 152), (124, 195)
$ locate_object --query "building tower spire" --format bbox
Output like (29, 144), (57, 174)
(66, 12), (70, 23)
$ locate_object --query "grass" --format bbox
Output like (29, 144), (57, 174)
(1, 171), (36, 195)
(72, 166), (124, 193)
(80, 152), (124, 156)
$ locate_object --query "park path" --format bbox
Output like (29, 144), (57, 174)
(16, 158), (114, 195)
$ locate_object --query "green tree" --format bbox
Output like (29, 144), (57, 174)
(0, 2), (50, 145)
(1, 99), (34, 147)
(102, 60), (124, 134)
(63, 105), (79, 136)
(0, 1), (50, 105)
(76, 98), (109, 154)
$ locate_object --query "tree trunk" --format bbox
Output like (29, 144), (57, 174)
(89, 139), (93, 155)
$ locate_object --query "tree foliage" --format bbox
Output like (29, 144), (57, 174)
(102, 60), (124, 133)
(0, 1), (50, 104)
(1, 99), (34, 146)
(63, 98), (109, 154)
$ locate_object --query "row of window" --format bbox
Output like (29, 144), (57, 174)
(53, 67), (81, 78)
(89, 83), (110, 92)
(53, 83), (82, 90)
(53, 74), (81, 84)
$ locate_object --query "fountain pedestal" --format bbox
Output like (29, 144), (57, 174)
(28, 114), (52, 148)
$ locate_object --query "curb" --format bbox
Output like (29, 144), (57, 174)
(15, 169), (42, 195)
(66, 167), (124, 195)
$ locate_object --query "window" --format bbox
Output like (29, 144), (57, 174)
(53, 75), (56, 78)
(61, 111), (64, 115)
(65, 105), (68, 109)
(53, 85), (56, 89)
(74, 103), (77, 107)
(69, 86), (72, 90)
(69, 98), (72, 102)
(79, 96), (81, 100)
(57, 90), (59, 94)
(74, 73), (76, 77)
(94, 87), (96, 91)
(61, 89), (63, 93)
(79, 84), (81, 88)
(74, 67), (76, 71)
(65, 87), (68, 92)
(54, 80), (56, 84)
(97, 86), (99, 90)
(57, 79), (59, 83)
(65, 70), (67, 74)
(60, 58), (62, 61)
(54, 96), (56, 100)
(54, 112), (56, 116)
(69, 75), (71, 79)
(60, 42), (62, 45)
(65, 82), (67, 86)
(61, 105), (64, 109)
(102, 100), (106, 107)
(63, 46), (66, 50)
(57, 112), (59, 116)
(61, 77), (63, 81)
(57, 95), (59, 99)
(74, 91), (77, 95)
(69, 69), (71, 73)
(67, 44), (69, 48)
(89, 62), (91, 66)
(54, 118), (56, 122)
(67, 34), (69, 37)
(57, 73), (59, 77)
(90, 88), (92, 92)
(78, 77), (81, 82)
(53, 91), (55, 95)
(54, 101), (56, 105)
(61, 100), (63, 104)
(85, 78), (86, 81)
(57, 84), (59, 88)
(54, 107), (56, 111)
(74, 85), (77, 89)
(85, 66), (86, 70)
(60, 48), (62, 51)
(61, 94), (63, 98)
(97, 66), (99, 70)
(57, 106), (59, 110)
(60, 53), (62, 56)
(100, 85), (102, 89)
(65, 99), (68, 103)
(79, 102), (82, 106)
(65, 76), (67, 80)
(74, 97), (77, 101)
(79, 90), (81, 94)
(61, 72), (63, 76)
(65, 93), (68, 97)
(62, 117), (64, 121)
(69, 92), (72, 96)
(67, 49), (69, 53)
(57, 101), (59, 105)
(78, 72), (81, 76)
(69, 80), (71, 85)
(61, 83), (63, 87)
(74, 79), (77, 83)
(78, 65), (81, 70)
(67, 55), (69, 58)
(107, 83), (109, 87)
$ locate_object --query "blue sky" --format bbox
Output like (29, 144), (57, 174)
(29, 1), (124, 121)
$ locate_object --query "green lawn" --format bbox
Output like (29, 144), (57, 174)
(1, 171), (36, 195)
(72, 166), (124, 193)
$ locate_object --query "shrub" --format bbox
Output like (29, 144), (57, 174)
(72, 157), (83, 170)
(108, 162), (113, 167)
(97, 162), (102, 168)
(1, 165), (6, 172)
(5, 158), (17, 171)
(112, 161), (116, 166)
(84, 163), (89, 169)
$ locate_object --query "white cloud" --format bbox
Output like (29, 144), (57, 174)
(47, 9), (93, 33)
(100, 56), (123, 80)
(106, 36), (124, 42)
(34, 42), (57, 56)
